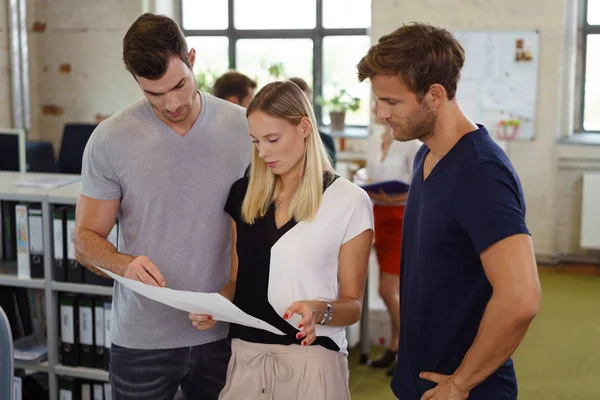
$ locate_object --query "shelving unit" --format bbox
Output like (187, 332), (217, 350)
(0, 271), (45, 289)
(54, 364), (109, 382)
(14, 360), (50, 373)
(51, 282), (113, 297)
(1, 172), (112, 400)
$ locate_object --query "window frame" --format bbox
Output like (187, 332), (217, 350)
(580, 0), (600, 133)
(180, 0), (369, 127)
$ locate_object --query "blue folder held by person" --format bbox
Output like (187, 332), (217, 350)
(361, 180), (410, 195)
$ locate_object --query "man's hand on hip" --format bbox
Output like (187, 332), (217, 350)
(419, 372), (469, 400)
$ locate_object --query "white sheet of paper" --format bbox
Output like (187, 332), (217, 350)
(96, 266), (285, 335)
(14, 175), (80, 188)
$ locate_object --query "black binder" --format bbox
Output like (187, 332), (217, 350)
(27, 205), (44, 278)
(79, 296), (95, 367)
(53, 207), (67, 282)
(93, 382), (104, 400)
(58, 376), (81, 400)
(1, 200), (17, 261)
(81, 380), (91, 400)
(66, 207), (85, 283)
(103, 299), (112, 371)
(59, 293), (79, 366)
(93, 297), (106, 369)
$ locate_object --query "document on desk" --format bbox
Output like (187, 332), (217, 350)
(95, 266), (285, 335)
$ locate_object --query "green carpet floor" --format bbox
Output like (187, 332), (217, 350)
(348, 269), (600, 399)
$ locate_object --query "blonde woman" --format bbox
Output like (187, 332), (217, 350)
(189, 81), (374, 399)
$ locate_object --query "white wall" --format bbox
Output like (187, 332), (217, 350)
(26, 0), (143, 147)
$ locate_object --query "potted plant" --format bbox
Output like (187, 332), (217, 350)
(320, 89), (361, 131)
(267, 62), (285, 80)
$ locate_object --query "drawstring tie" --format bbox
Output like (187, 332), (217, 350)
(247, 350), (293, 399)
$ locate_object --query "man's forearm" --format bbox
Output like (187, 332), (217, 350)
(75, 229), (134, 277)
(453, 293), (537, 391)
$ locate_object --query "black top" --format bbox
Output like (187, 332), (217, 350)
(224, 173), (341, 351)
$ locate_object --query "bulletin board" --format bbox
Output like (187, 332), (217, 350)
(453, 31), (540, 141)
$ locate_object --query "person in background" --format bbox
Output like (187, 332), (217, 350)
(364, 117), (421, 376)
(74, 13), (250, 400)
(289, 77), (337, 168)
(212, 71), (258, 177)
(213, 71), (257, 108)
(357, 22), (540, 400)
(190, 81), (373, 399)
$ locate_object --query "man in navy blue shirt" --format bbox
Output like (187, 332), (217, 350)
(357, 23), (541, 400)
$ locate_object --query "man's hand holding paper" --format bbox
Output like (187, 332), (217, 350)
(122, 255), (166, 287)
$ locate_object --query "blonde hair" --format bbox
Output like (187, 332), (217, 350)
(242, 80), (335, 224)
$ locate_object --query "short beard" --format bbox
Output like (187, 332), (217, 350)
(395, 101), (437, 142)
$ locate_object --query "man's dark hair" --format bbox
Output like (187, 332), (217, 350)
(123, 13), (190, 80)
(212, 71), (257, 101)
(357, 22), (465, 100)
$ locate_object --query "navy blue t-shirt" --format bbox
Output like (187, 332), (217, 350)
(391, 125), (529, 399)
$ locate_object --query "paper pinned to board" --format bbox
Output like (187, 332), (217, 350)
(95, 266), (285, 335)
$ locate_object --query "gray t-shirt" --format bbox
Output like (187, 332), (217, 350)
(80, 92), (251, 349)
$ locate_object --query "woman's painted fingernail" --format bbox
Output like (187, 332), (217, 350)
(296, 333), (302, 339)
(207, 316), (212, 320)
(302, 341), (307, 346)
(283, 314), (289, 319)
(298, 324), (303, 328)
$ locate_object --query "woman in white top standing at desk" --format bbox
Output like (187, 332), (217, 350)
(364, 121), (421, 375)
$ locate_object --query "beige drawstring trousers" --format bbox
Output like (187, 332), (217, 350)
(218, 339), (351, 400)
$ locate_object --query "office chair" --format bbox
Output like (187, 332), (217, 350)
(57, 123), (97, 174)
(26, 140), (58, 173)
(0, 305), (14, 399)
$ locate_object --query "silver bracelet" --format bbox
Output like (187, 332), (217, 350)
(318, 301), (333, 325)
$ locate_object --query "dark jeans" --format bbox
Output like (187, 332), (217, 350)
(109, 338), (231, 400)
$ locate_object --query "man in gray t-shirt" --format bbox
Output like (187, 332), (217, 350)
(74, 13), (250, 400)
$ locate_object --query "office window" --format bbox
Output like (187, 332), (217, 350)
(234, 0), (316, 29)
(583, 0), (600, 131)
(181, 0), (371, 127)
(237, 39), (313, 87)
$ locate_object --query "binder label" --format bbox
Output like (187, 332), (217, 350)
(82, 383), (91, 400)
(60, 305), (74, 344)
(104, 302), (112, 348)
(15, 205), (28, 255)
(13, 376), (22, 400)
(80, 306), (93, 345)
(28, 210), (43, 254)
(59, 389), (73, 400)
(67, 219), (76, 260)
(15, 204), (30, 278)
(95, 305), (105, 346)
(54, 218), (64, 260)
(94, 384), (104, 400)
(104, 383), (112, 400)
